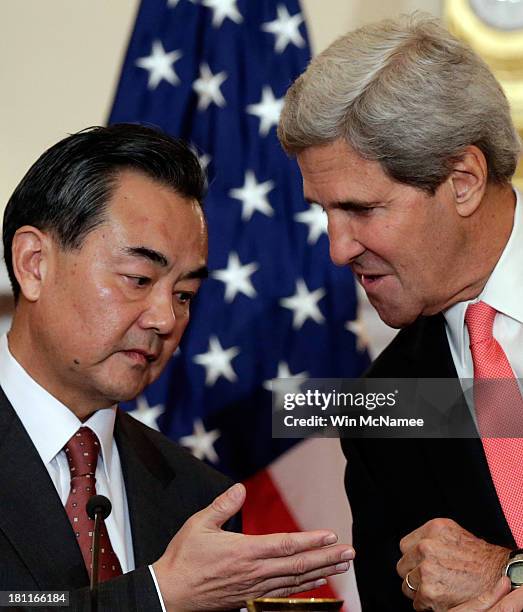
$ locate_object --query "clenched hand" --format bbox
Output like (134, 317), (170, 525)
(397, 518), (510, 611)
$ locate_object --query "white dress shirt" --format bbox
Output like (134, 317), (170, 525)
(0, 334), (167, 610)
(444, 188), (523, 383)
(0, 333), (135, 572)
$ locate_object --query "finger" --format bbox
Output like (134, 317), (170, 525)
(449, 577), (511, 611)
(265, 578), (331, 599)
(251, 530), (345, 558)
(400, 523), (429, 554)
(198, 483), (246, 529)
(400, 518), (463, 555)
(494, 580), (523, 611)
(397, 547), (421, 579)
(401, 568), (419, 601)
(258, 543), (354, 579)
(259, 560), (351, 594)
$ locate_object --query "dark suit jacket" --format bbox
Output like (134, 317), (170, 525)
(341, 314), (514, 611)
(0, 386), (239, 611)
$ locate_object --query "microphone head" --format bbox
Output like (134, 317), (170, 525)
(86, 495), (112, 520)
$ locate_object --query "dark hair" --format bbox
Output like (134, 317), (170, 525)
(3, 123), (207, 300)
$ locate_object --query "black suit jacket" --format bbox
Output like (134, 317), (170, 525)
(0, 386), (239, 611)
(341, 314), (514, 611)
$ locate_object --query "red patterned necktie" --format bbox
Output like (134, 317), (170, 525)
(465, 301), (523, 545)
(64, 427), (123, 581)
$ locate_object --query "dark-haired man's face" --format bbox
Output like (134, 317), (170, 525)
(20, 170), (207, 417)
(297, 139), (472, 328)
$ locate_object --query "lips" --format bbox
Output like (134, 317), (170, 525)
(121, 349), (158, 364)
(358, 273), (388, 291)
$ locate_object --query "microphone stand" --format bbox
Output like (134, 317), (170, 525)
(86, 495), (112, 612)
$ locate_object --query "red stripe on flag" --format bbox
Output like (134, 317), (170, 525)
(243, 468), (338, 600)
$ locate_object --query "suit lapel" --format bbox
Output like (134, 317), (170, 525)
(0, 387), (199, 583)
(115, 410), (182, 566)
(0, 387), (88, 588)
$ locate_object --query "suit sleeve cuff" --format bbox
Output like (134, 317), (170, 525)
(149, 565), (168, 612)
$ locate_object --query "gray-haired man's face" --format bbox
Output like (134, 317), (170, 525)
(297, 139), (470, 329)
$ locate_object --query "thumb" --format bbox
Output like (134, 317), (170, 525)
(451, 577), (511, 611)
(200, 483), (246, 530)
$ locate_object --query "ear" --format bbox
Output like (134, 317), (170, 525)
(11, 226), (52, 302)
(448, 145), (488, 218)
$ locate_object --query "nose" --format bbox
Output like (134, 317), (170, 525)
(139, 288), (176, 335)
(328, 214), (365, 266)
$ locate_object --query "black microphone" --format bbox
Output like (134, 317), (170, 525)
(86, 495), (112, 521)
(86, 495), (112, 612)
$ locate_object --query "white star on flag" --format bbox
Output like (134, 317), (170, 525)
(263, 361), (309, 411)
(197, 152), (211, 170)
(261, 4), (305, 54)
(294, 204), (328, 245)
(193, 335), (240, 386)
(246, 86), (284, 136)
(135, 40), (182, 90)
(202, 0), (243, 27)
(346, 313), (370, 353)
(280, 279), (326, 330)
(212, 252), (259, 302)
(190, 145), (212, 171)
(128, 394), (165, 431)
(229, 170), (274, 221)
(180, 419), (221, 463)
(193, 63), (228, 110)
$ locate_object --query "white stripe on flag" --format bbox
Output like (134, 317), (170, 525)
(268, 438), (361, 612)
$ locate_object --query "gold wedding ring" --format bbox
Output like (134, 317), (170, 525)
(405, 571), (418, 592)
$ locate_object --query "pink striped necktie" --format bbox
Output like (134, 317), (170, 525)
(64, 427), (123, 581)
(465, 301), (523, 546)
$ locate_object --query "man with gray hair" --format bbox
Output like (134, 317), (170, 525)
(278, 13), (523, 612)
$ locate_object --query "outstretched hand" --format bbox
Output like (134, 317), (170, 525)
(153, 483), (354, 611)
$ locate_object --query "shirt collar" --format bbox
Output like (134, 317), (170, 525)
(480, 188), (523, 322)
(444, 187), (523, 367)
(0, 334), (116, 480)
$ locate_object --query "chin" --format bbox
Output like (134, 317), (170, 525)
(93, 361), (160, 404)
(375, 305), (421, 330)
(99, 380), (149, 404)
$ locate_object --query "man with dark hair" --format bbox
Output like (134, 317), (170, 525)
(3, 124), (208, 303)
(279, 13), (523, 612)
(0, 124), (353, 611)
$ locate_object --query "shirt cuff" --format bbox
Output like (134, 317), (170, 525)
(148, 565), (167, 612)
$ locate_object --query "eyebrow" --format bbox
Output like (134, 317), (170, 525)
(121, 246), (209, 280)
(122, 246), (169, 267)
(304, 197), (380, 208)
(181, 265), (209, 280)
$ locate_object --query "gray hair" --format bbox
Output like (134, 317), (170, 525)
(278, 13), (521, 193)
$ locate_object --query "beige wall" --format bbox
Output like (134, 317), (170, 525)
(303, 0), (440, 52)
(0, 2), (140, 217)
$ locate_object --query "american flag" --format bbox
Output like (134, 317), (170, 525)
(110, 0), (369, 608)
